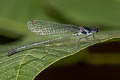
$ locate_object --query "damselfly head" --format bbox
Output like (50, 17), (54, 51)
(93, 26), (99, 33)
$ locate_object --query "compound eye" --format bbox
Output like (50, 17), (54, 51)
(96, 27), (99, 32)
(93, 26), (99, 33)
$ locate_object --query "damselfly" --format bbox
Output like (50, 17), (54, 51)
(8, 20), (99, 56)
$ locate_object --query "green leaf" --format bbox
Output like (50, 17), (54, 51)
(0, 33), (111, 80)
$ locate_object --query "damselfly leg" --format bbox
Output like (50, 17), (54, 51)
(77, 34), (94, 48)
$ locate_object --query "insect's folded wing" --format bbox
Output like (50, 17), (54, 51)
(27, 20), (78, 36)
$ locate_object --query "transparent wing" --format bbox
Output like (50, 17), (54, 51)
(27, 20), (79, 36)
